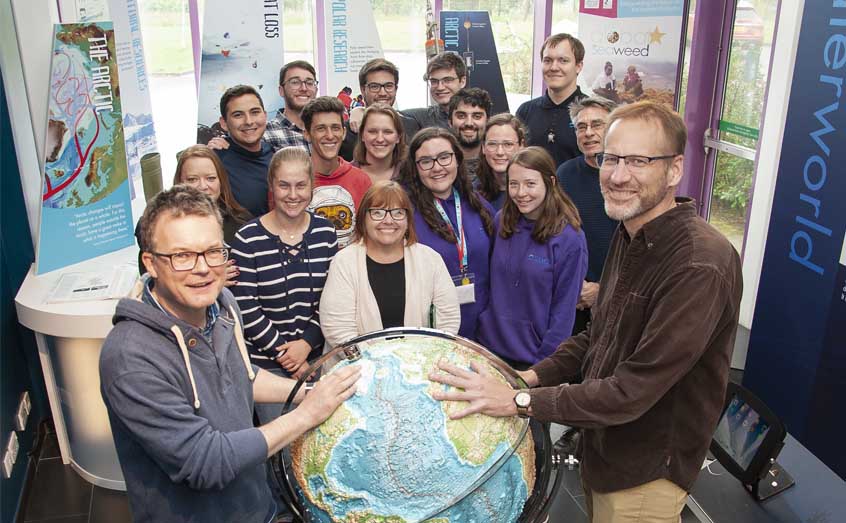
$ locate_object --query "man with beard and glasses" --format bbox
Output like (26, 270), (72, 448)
(265, 60), (319, 152)
(214, 85), (274, 217)
(447, 88), (492, 182)
(430, 102), (743, 523)
(338, 58), (421, 161)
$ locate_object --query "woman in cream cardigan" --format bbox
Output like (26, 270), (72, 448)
(320, 181), (460, 348)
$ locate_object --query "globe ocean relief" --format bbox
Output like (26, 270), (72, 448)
(289, 333), (536, 522)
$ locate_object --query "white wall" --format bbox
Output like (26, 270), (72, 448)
(0, 0), (60, 243)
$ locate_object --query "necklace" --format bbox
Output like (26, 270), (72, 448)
(273, 212), (308, 241)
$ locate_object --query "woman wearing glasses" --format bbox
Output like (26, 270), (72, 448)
(229, 148), (338, 421)
(475, 114), (527, 211)
(478, 147), (588, 368)
(351, 104), (407, 184)
(135, 145), (249, 281)
(320, 181), (460, 348)
(401, 127), (495, 341)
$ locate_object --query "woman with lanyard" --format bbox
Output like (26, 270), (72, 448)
(401, 127), (495, 340)
(477, 147), (587, 369)
(320, 181), (460, 348)
(229, 147), (338, 423)
(351, 104), (407, 184)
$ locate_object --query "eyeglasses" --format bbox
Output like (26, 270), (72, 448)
(151, 247), (230, 271)
(415, 152), (455, 170)
(365, 82), (396, 93)
(575, 121), (607, 134)
(483, 141), (519, 152)
(368, 208), (408, 221)
(282, 78), (318, 90)
(427, 76), (459, 87)
(596, 153), (678, 171)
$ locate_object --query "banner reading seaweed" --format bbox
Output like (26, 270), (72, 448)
(320, 0), (384, 99)
(58, 0), (159, 200)
(39, 23), (134, 274)
(196, 0), (285, 144)
(578, 0), (685, 107)
(440, 11), (509, 115)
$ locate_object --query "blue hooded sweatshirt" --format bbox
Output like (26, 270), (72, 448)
(478, 215), (588, 365)
(99, 280), (275, 523)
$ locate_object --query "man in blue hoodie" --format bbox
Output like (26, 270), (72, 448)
(100, 185), (359, 523)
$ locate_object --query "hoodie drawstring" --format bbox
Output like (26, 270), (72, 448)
(230, 305), (257, 382)
(170, 326), (202, 410)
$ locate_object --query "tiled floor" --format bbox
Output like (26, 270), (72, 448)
(22, 427), (132, 523)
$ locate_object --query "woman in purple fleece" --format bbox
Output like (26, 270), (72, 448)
(478, 146), (588, 369)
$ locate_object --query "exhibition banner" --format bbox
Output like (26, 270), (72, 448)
(440, 11), (509, 115)
(58, 0), (158, 200)
(743, 2), (846, 479)
(319, 0), (384, 98)
(38, 23), (134, 274)
(196, 0), (284, 143)
(578, 0), (685, 106)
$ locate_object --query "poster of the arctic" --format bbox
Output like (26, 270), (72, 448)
(39, 22), (133, 274)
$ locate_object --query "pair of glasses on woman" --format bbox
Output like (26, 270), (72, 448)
(415, 152), (455, 170)
(151, 247), (230, 271)
(368, 208), (408, 221)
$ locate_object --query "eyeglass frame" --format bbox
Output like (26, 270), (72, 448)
(281, 78), (319, 90)
(367, 208), (408, 221)
(365, 81), (397, 93)
(150, 247), (230, 271)
(575, 120), (608, 134)
(483, 140), (520, 152)
(415, 152), (455, 171)
(426, 75), (460, 87)
(596, 153), (679, 171)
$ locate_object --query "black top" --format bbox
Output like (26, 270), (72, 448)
(366, 255), (406, 329)
(516, 87), (585, 168)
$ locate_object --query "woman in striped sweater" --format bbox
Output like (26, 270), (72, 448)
(230, 147), (338, 422)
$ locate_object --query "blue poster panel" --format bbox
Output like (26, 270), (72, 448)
(38, 23), (134, 274)
(743, 3), (846, 479)
(440, 11), (509, 115)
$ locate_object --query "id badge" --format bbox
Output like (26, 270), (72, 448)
(452, 273), (476, 305)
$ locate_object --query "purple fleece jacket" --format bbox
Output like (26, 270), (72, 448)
(478, 215), (588, 365)
(412, 191), (494, 340)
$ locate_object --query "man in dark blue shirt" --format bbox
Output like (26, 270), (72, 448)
(556, 96), (619, 334)
(215, 85), (274, 217)
(516, 33), (586, 168)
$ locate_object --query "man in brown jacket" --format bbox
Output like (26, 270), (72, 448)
(430, 101), (743, 522)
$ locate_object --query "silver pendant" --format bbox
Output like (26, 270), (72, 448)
(547, 131), (555, 143)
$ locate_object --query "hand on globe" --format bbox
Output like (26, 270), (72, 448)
(298, 365), (361, 427)
(429, 360), (520, 419)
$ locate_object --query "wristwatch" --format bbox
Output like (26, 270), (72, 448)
(514, 390), (531, 418)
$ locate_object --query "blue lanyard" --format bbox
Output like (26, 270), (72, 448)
(433, 188), (469, 273)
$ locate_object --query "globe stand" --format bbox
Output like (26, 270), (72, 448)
(275, 328), (562, 523)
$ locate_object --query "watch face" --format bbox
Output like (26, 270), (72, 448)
(516, 392), (531, 408)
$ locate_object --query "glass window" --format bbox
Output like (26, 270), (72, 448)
(551, 0), (579, 36)
(283, 0), (314, 66)
(708, 0), (779, 252)
(370, 0), (429, 110)
(138, 0), (199, 181)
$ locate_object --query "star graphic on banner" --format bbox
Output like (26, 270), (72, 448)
(650, 26), (666, 44)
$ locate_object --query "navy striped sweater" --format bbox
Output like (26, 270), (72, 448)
(230, 212), (338, 369)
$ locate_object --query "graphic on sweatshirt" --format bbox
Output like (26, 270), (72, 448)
(310, 185), (355, 248)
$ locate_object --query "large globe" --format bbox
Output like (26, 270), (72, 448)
(288, 332), (536, 522)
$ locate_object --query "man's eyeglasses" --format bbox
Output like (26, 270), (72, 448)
(368, 208), (408, 221)
(575, 120), (607, 134)
(365, 82), (396, 93)
(151, 248), (230, 271)
(427, 76), (459, 87)
(483, 141), (519, 152)
(282, 78), (318, 90)
(596, 153), (678, 171)
(415, 152), (455, 170)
